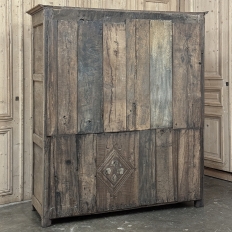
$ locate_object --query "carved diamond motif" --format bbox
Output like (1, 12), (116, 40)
(97, 148), (133, 194)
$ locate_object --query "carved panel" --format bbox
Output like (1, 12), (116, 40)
(0, 128), (12, 196)
(96, 132), (139, 211)
(97, 148), (134, 194)
(205, 88), (222, 106)
(204, 116), (223, 163)
(0, 0), (12, 120)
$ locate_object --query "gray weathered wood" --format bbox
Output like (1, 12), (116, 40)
(139, 130), (156, 205)
(57, 20), (78, 134)
(173, 23), (202, 129)
(126, 19), (136, 131)
(177, 129), (201, 201)
(96, 132), (139, 211)
(78, 21), (103, 134)
(33, 81), (43, 137)
(33, 143), (43, 204)
(28, 6), (205, 227)
(156, 129), (177, 203)
(103, 23), (127, 132)
(135, 20), (150, 130)
(150, 20), (172, 129)
(77, 134), (97, 214)
(47, 19), (58, 136)
(50, 135), (79, 218)
(33, 24), (43, 74)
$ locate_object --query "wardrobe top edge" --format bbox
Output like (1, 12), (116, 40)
(27, 4), (208, 17)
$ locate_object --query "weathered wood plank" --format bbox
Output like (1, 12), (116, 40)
(96, 132), (139, 211)
(47, 20), (58, 136)
(139, 130), (156, 205)
(50, 135), (79, 218)
(33, 81), (43, 137)
(150, 20), (172, 129)
(173, 23), (201, 129)
(126, 19), (136, 131)
(57, 20), (78, 134)
(177, 129), (201, 201)
(103, 23), (127, 132)
(33, 24), (43, 74)
(156, 129), (177, 203)
(33, 143), (43, 204)
(78, 21), (103, 134)
(135, 20), (150, 130)
(187, 24), (202, 128)
(77, 134), (97, 214)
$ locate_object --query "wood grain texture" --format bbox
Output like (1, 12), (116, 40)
(57, 20), (78, 134)
(33, 143), (43, 204)
(126, 19), (136, 131)
(103, 23), (127, 132)
(50, 135), (79, 218)
(135, 20), (150, 130)
(139, 130), (156, 205)
(126, 19), (150, 131)
(156, 129), (177, 203)
(78, 21), (103, 134)
(96, 132), (139, 211)
(173, 23), (202, 129)
(46, 20), (58, 136)
(150, 20), (172, 129)
(33, 81), (43, 137)
(77, 134), (97, 214)
(177, 129), (201, 201)
(33, 24), (43, 74)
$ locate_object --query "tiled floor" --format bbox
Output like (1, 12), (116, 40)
(0, 176), (232, 232)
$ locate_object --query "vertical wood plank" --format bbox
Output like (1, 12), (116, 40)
(96, 132), (139, 211)
(33, 25), (43, 74)
(77, 134), (97, 214)
(156, 129), (177, 203)
(173, 23), (202, 129)
(139, 130), (156, 205)
(50, 135), (79, 218)
(103, 23), (126, 132)
(150, 20), (172, 129)
(177, 129), (201, 202)
(33, 143), (43, 204)
(78, 21), (103, 134)
(57, 20), (78, 134)
(33, 81), (43, 137)
(47, 20), (58, 136)
(126, 19), (136, 131)
(135, 20), (150, 130)
(126, 19), (150, 131)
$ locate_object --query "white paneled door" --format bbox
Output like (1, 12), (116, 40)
(0, 0), (179, 205)
(184, 0), (232, 172)
(0, 0), (23, 204)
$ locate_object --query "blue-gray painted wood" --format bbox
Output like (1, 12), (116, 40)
(78, 21), (103, 133)
(150, 20), (172, 129)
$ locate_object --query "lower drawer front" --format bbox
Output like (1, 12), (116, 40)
(49, 129), (201, 219)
